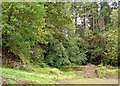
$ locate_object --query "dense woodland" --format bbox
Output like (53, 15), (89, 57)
(1, 1), (119, 70)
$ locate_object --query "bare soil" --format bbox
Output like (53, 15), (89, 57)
(56, 78), (118, 84)
(1, 76), (31, 84)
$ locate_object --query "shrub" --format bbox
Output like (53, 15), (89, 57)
(103, 29), (118, 66)
(45, 42), (70, 67)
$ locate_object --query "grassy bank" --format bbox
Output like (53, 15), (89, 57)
(0, 65), (119, 84)
(1, 67), (83, 84)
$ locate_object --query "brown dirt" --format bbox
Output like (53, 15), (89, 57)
(75, 64), (99, 78)
(82, 64), (98, 78)
(1, 76), (9, 84)
(105, 73), (119, 79)
(75, 64), (119, 79)
(56, 78), (118, 84)
(1, 76), (31, 84)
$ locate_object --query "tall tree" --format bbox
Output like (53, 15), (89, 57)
(2, 2), (45, 64)
(100, 2), (111, 27)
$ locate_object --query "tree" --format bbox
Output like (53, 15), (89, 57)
(100, 2), (111, 27)
(2, 2), (46, 64)
(45, 42), (70, 67)
(66, 37), (87, 65)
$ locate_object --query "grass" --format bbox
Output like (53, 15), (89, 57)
(0, 65), (119, 84)
(96, 65), (119, 78)
(1, 67), (83, 84)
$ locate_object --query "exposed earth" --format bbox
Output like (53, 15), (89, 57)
(56, 64), (119, 84)
(2, 76), (119, 84)
(56, 78), (118, 84)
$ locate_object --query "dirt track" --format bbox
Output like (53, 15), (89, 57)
(56, 78), (119, 84)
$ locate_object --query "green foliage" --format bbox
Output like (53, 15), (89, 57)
(103, 29), (118, 66)
(45, 42), (70, 67)
(1, 67), (85, 84)
(84, 29), (105, 64)
(66, 37), (87, 65)
(45, 2), (74, 30)
(43, 2), (79, 67)
(110, 9), (118, 28)
(2, 2), (46, 64)
(96, 65), (119, 78)
(100, 2), (111, 26)
(2, 2), (119, 68)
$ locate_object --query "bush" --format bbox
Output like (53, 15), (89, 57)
(103, 29), (118, 66)
(64, 37), (87, 65)
(44, 36), (87, 67)
(45, 42), (71, 67)
(84, 29), (105, 65)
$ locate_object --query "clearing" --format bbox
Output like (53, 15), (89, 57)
(0, 66), (119, 84)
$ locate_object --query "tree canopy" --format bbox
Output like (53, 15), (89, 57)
(2, 2), (119, 68)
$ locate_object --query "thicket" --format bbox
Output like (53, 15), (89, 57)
(2, 2), (119, 68)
